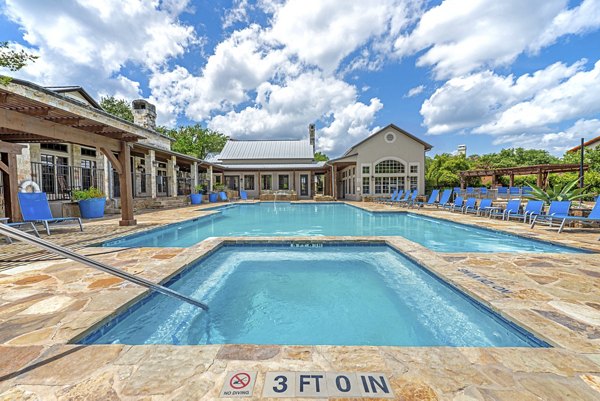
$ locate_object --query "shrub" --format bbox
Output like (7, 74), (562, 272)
(72, 187), (105, 201)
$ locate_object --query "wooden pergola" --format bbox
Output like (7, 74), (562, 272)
(0, 79), (159, 226)
(459, 164), (588, 189)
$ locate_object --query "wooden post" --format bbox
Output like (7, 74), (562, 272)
(1, 152), (21, 221)
(509, 174), (515, 187)
(460, 175), (466, 190)
(118, 142), (136, 226)
(536, 171), (543, 187)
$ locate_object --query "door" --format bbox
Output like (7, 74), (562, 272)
(300, 174), (309, 196)
(224, 175), (239, 191)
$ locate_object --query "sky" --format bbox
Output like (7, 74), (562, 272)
(1, 0), (600, 158)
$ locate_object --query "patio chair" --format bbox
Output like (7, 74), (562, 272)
(377, 189), (398, 203)
(414, 189), (439, 208)
(389, 190), (410, 205)
(453, 187), (462, 199)
(219, 191), (229, 202)
(479, 187), (488, 198)
(467, 198), (492, 216)
(509, 187), (521, 197)
(435, 189), (453, 208)
(17, 192), (83, 235)
(240, 191), (248, 200)
(507, 200), (544, 223)
(466, 187), (475, 196)
(398, 190), (418, 207)
(496, 187), (508, 198)
(461, 197), (477, 214)
(489, 199), (521, 220)
(549, 200), (600, 233)
(444, 196), (464, 212)
(1, 219), (40, 244)
(530, 201), (572, 229)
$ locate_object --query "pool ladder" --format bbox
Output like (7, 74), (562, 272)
(0, 224), (209, 311)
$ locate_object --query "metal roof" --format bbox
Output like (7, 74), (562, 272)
(216, 162), (326, 171)
(218, 139), (314, 160)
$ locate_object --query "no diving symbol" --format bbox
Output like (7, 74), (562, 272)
(230, 373), (251, 389)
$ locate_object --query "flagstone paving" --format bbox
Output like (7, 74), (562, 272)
(0, 200), (599, 400)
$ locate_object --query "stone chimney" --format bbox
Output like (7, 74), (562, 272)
(309, 123), (316, 153)
(132, 99), (156, 130)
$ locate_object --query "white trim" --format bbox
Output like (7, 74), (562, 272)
(408, 162), (420, 175)
(384, 131), (396, 143)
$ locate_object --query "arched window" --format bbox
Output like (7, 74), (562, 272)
(375, 159), (405, 174)
(373, 159), (407, 194)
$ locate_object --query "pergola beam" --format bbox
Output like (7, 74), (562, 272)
(0, 108), (123, 152)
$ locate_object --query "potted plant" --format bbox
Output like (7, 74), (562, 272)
(72, 187), (106, 219)
(210, 184), (225, 202)
(190, 184), (203, 204)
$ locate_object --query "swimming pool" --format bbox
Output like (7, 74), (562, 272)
(102, 203), (583, 253)
(80, 244), (548, 347)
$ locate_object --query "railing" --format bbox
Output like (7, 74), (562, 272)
(0, 224), (208, 310)
(31, 162), (104, 201)
(112, 171), (172, 198)
(177, 177), (192, 196)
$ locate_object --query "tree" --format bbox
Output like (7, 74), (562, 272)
(100, 96), (134, 122)
(314, 151), (329, 161)
(471, 148), (559, 169)
(425, 153), (472, 190)
(0, 42), (38, 85)
(158, 124), (228, 159)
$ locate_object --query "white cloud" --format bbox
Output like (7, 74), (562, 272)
(492, 118), (600, 154)
(405, 85), (424, 97)
(476, 60), (600, 135)
(421, 60), (587, 135)
(533, 0), (600, 51)
(2, 0), (197, 98)
(393, 0), (600, 80)
(223, 0), (251, 29)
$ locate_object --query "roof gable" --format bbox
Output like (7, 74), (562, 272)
(342, 124), (432, 156)
(44, 86), (102, 109)
(219, 139), (314, 160)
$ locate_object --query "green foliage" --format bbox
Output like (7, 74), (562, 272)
(158, 124), (228, 159)
(562, 146), (600, 171)
(0, 42), (38, 85)
(525, 178), (589, 204)
(425, 153), (472, 190)
(213, 183), (226, 192)
(314, 151), (329, 161)
(470, 147), (559, 169)
(100, 96), (134, 122)
(72, 187), (105, 201)
(195, 184), (206, 193)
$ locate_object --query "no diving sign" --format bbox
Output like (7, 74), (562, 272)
(220, 371), (394, 398)
(220, 371), (257, 398)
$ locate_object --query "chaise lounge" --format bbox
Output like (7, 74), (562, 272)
(18, 192), (83, 235)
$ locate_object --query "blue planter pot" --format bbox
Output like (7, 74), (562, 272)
(78, 198), (106, 219)
(190, 193), (203, 204)
(209, 193), (218, 203)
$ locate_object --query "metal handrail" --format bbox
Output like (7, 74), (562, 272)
(0, 224), (208, 311)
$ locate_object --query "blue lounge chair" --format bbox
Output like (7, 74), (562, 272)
(444, 196), (464, 212)
(550, 200), (600, 233)
(506, 200), (544, 223)
(1, 219), (40, 244)
(462, 197), (477, 213)
(377, 189), (398, 203)
(399, 190), (418, 207)
(18, 192), (83, 235)
(453, 187), (462, 198)
(496, 187), (508, 198)
(414, 189), (439, 208)
(479, 187), (488, 197)
(530, 201), (571, 229)
(489, 199), (521, 220)
(466, 187), (475, 196)
(435, 189), (453, 208)
(467, 198), (492, 215)
(219, 191), (229, 201)
(240, 191), (248, 200)
(390, 190), (410, 205)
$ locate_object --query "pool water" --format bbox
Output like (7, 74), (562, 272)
(102, 203), (582, 253)
(80, 244), (548, 347)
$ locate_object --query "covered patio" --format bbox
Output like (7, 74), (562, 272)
(0, 79), (158, 226)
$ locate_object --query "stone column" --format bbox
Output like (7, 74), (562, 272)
(192, 161), (198, 189)
(149, 150), (157, 198)
(15, 144), (32, 184)
(208, 165), (213, 191)
(167, 155), (177, 197)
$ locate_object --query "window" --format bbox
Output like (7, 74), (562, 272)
(244, 175), (255, 190)
(362, 177), (370, 194)
(384, 132), (396, 143)
(81, 147), (97, 157)
(41, 143), (68, 153)
(80, 159), (97, 190)
(410, 164), (418, 174)
(278, 175), (289, 190)
(410, 176), (418, 190)
(214, 175), (222, 185)
(261, 175), (272, 190)
(362, 165), (370, 174)
(375, 159), (405, 174)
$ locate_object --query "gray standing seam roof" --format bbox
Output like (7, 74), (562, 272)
(218, 139), (314, 160)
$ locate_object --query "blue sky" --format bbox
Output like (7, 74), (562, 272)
(1, 0), (600, 158)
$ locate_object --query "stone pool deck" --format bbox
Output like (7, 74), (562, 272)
(0, 201), (599, 400)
